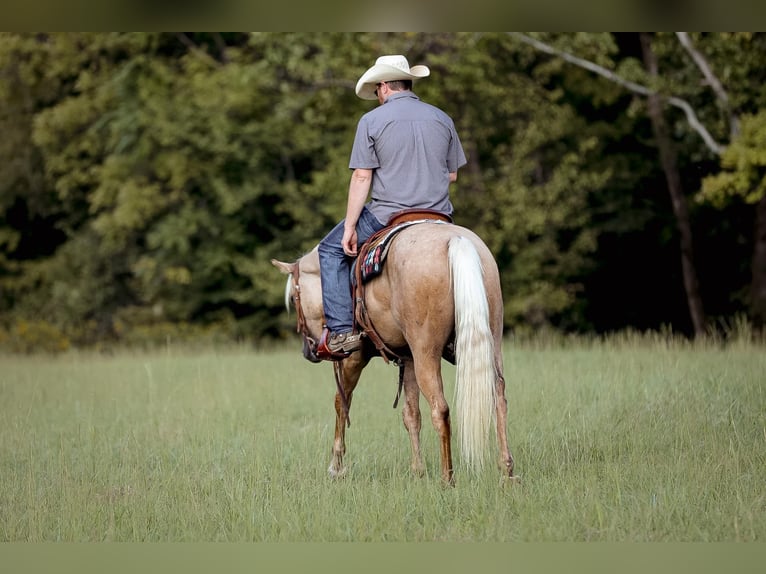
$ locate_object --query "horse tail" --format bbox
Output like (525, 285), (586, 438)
(449, 235), (497, 472)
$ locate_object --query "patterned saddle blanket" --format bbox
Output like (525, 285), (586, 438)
(359, 219), (449, 283)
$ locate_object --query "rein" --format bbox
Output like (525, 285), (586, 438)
(290, 264), (315, 352)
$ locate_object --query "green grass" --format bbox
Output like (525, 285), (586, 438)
(1, 338), (764, 541)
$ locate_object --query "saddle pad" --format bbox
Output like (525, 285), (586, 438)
(360, 219), (448, 283)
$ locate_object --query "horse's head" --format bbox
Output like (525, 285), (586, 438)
(271, 248), (325, 363)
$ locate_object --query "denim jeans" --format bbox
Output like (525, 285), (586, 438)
(317, 206), (385, 334)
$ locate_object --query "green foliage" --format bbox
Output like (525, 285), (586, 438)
(0, 319), (70, 353)
(700, 111), (766, 207)
(2, 33), (366, 345)
(446, 34), (614, 330)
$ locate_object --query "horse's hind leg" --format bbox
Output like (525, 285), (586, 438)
(494, 354), (517, 481)
(328, 353), (367, 479)
(412, 353), (454, 485)
(400, 358), (425, 477)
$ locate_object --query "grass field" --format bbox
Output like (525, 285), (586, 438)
(1, 335), (764, 541)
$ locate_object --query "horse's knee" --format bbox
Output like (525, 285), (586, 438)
(402, 402), (420, 427)
(430, 404), (450, 432)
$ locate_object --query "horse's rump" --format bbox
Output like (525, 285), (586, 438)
(363, 223), (502, 352)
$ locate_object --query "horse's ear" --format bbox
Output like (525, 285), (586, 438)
(271, 259), (296, 275)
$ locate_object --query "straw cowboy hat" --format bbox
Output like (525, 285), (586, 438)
(355, 55), (430, 100)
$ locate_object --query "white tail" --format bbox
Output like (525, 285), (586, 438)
(449, 236), (497, 471)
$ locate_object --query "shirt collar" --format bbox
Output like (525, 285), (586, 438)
(384, 91), (420, 104)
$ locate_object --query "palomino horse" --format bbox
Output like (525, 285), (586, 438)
(272, 222), (516, 484)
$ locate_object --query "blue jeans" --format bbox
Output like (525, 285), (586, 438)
(318, 206), (385, 334)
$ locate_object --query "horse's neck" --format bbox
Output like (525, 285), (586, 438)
(301, 247), (321, 275)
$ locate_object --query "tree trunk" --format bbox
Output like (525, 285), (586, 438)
(751, 195), (766, 331)
(640, 33), (708, 337)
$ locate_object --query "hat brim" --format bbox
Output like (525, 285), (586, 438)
(355, 64), (430, 100)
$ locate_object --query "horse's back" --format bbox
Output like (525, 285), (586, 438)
(391, 223), (501, 294)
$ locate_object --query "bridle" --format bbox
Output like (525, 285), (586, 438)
(289, 263), (318, 357)
(290, 261), (352, 424)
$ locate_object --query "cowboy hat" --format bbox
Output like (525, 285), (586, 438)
(355, 55), (430, 100)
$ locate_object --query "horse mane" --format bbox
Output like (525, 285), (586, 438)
(283, 275), (292, 314)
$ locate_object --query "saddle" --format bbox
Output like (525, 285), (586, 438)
(353, 209), (451, 363)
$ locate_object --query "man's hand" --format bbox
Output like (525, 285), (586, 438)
(342, 226), (358, 256)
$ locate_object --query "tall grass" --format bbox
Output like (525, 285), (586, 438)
(0, 337), (763, 541)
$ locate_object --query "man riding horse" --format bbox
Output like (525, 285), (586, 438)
(317, 54), (467, 360)
(273, 55), (516, 483)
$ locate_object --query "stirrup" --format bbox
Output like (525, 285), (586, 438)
(316, 329), (355, 361)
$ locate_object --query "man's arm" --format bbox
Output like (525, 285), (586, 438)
(449, 171), (458, 183)
(342, 168), (373, 256)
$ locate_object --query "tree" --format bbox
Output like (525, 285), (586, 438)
(639, 32), (707, 336)
(507, 32), (766, 336)
(1, 33), (387, 343)
(701, 111), (766, 328)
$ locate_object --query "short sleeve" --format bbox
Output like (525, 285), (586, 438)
(446, 123), (468, 172)
(349, 116), (380, 170)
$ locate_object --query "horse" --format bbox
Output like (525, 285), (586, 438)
(271, 221), (516, 485)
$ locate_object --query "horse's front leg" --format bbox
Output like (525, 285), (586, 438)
(400, 358), (425, 477)
(328, 352), (366, 479)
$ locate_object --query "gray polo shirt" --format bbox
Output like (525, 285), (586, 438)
(349, 91), (467, 225)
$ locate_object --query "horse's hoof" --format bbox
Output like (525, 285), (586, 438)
(500, 474), (522, 487)
(328, 465), (347, 479)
